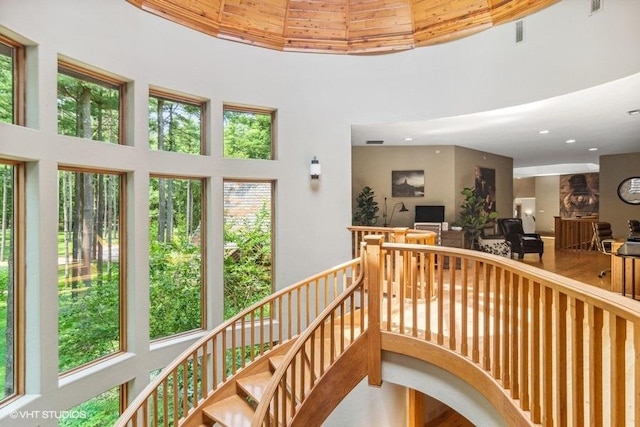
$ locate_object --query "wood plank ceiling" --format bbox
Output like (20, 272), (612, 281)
(127, 0), (558, 54)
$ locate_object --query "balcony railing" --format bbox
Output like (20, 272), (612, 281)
(118, 227), (640, 426)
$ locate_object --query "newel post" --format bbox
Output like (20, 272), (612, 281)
(364, 235), (384, 387)
(392, 227), (409, 243)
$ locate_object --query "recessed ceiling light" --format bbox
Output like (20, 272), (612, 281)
(566, 139), (576, 143)
(589, 148), (598, 151)
(539, 130), (549, 134)
(404, 137), (413, 141)
(628, 109), (640, 115)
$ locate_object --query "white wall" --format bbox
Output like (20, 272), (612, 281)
(1, 0), (639, 424)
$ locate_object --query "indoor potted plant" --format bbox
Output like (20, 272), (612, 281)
(458, 187), (498, 249)
(352, 186), (379, 226)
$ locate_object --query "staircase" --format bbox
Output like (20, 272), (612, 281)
(200, 314), (362, 427)
(203, 355), (283, 426)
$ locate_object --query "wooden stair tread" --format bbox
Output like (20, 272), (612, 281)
(202, 395), (254, 427)
(237, 370), (273, 402)
(270, 355), (286, 369)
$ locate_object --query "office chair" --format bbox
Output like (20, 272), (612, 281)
(629, 219), (640, 242)
(592, 221), (615, 278)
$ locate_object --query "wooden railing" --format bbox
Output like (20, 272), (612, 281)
(368, 237), (640, 426)
(256, 234), (640, 426)
(554, 215), (598, 250)
(114, 258), (361, 427)
(251, 256), (368, 426)
(348, 226), (436, 258)
(119, 227), (640, 426)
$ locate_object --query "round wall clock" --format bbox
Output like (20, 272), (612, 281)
(617, 176), (640, 205)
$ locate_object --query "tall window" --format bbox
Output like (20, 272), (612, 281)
(223, 105), (275, 160)
(0, 36), (24, 125)
(149, 90), (205, 155)
(0, 161), (22, 403)
(57, 63), (123, 144)
(149, 176), (204, 340)
(223, 180), (273, 319)
(58, 169), (123, 373)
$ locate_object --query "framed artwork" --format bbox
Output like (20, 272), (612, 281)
(391, 170), (424, 197)
(559, 173), (599, 218)
(474, 166), (496, 214)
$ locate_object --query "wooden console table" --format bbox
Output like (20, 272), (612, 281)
(611, 241), (640, 299)
(554, 216), (598, 250)
(441, 230), (465, 249)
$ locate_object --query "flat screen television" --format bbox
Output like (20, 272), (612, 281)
(415, 205), (445, 223)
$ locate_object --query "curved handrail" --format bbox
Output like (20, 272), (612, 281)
(373, 241), (640, 426)
(115, 258), (361, 427)
(251, 260), (367, 426)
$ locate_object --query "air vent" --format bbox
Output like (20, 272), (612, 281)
(590, 0), (602, 14)
(515, 20), (524, 44)
(366, 140), (384, 145)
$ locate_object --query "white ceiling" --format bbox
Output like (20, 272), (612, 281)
(351, 72), (640, 178)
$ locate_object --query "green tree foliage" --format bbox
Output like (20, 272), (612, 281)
(0, 164), (14, 400)
(57, 72), (120, 143)
(0, 49), (13, 123)
(57, 171), (122, 372)
(149, 96), (202, 154)
(149, 236), (202, 339)
(223, 110), (272, 159)
(58, 386), (120, 427)
(58, 270), (120, 372)
(148, 177), (203, 339)
(224, 204), (272, 319)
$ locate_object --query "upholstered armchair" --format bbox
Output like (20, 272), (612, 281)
(497, 218), (544, 260)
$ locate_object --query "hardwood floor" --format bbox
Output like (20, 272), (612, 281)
(515, 236), (612, 290)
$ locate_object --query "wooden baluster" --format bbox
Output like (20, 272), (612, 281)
(531, 281), (541, 423)
(589, 306), (603, 426)
(425, 252), (432, 341)
(635, 322), (640, 427)
(510, 274), (520, 400)
(542, 286), (553, 426)
(437, 253), (445, 346)
(449, 264), (456, 350)
(460, 260), (469, 357)
(472, 260), (480, 364)
(483, 263), (491, 371)
(412, 253), (419, 338)
(501, 271), (511, 389)
(492, 267), (501, 379)
(520, 277), (530, 411)
(399, 250), (406, 335)
(571, 299), (585, 426)
(555, 292), (568, 427)
(610, 314), (626, 426)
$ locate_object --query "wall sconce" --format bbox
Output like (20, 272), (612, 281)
(383, 197), (409, 227)
(310, 156), (321, 179)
